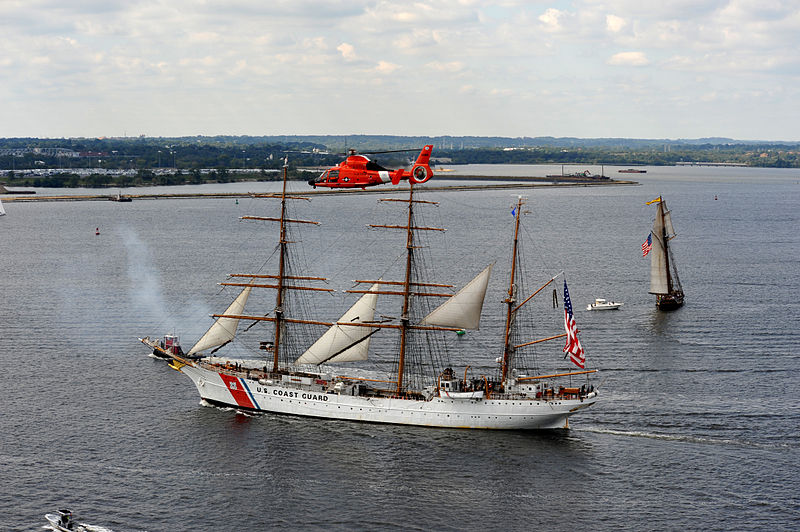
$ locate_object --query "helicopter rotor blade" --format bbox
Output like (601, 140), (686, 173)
(337, 148), (423, 156)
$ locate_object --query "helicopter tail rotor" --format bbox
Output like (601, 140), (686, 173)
(408, 145), (434, 184)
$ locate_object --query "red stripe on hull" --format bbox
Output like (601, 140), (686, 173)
(218, 374), (255, 409)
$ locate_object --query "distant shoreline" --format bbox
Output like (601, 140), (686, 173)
(2, 178), (637, 202)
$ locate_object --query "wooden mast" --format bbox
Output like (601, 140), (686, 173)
(396, 183), (415, 395)
(186, 161), (324, 363)
(367, 187), (442, 395)
(501, 196), (524, 383)
(272, 162), (289, 373)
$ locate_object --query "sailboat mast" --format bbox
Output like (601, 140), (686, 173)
(660, 201), (674, 294)
(272, 163), (289, 372)
(501, 196), (524, 382)
(396, 184), (415, 395)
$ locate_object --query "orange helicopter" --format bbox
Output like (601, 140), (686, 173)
(308, 145), (434, 189)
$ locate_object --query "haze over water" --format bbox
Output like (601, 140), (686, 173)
(1, 165), (798, 530)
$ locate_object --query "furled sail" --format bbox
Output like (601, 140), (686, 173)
(420, 263), (493, 330)
(187, 286), (252, 356)
(649, 200), (671, 294)
(295, 283), (380, 365)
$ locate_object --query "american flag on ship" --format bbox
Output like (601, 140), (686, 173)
(562, 280), (585, 369)
(642, 233), (653, 257)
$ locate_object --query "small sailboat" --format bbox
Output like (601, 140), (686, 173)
(645, 196), (684, 310)
(141, 161), (599, 429)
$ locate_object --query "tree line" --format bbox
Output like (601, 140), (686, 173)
(2, 136), (798, 188)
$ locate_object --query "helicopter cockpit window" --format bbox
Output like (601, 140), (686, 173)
(365, 161), (388, 172)
(328, 170), (339, 180)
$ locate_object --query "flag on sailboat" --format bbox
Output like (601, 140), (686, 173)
(642, 233), (653, 257)
(562, 280), (585, 368)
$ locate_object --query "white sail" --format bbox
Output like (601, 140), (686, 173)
(420, 264), (492, 330)
(663, 207), (675, 239)
(295, 283), (380, 365)
(187, 286), (252, 356)
(649, 201), (669, 294)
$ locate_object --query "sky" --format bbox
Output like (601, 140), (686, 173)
(1, 0), (799, 140)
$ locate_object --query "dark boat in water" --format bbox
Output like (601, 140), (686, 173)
(646, 196), (684, 310)
(619, 168), (647, 173)
(109, 192), (132, 202)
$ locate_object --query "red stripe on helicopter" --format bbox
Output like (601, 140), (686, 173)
(219, 373), (255, 409)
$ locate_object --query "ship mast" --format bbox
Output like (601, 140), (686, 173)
(271, 163), (290, 372)
(396, 183), (415, 395)
(362, 185), (447, 394)
(501, 196), (524, 383)
(355, 184), (448, 394)
(660, 200), (674, 295)
(215, 160), (334, 370)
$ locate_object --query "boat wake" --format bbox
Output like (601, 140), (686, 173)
(43, 523), (114, 532)
(199, 399), (259, 417)
(578, 427), (741, 446)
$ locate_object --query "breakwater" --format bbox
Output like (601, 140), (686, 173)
(2, 177), (637, 202)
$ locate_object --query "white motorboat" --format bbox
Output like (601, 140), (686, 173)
(45, 509), (87, 532)
(586, 298), (622, 311)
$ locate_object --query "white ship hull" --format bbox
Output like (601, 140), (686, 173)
(179, 363), (597, 430)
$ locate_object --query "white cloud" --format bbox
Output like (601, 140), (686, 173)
(188, 32), (221, 44)
(490, 87), (513, 97)
(700, 91), (717, 102)
(1, 0), (799, 138)
(337, 42), (357, 61)
(392, 10), (420, 23)
(606, 14), (626, 33)
(393, 29), (442, 51)
(607, 51), (650, 66)
(538, 8), (566, 32)
(375, 60), (400, 74)
(426, 61), (465, 73)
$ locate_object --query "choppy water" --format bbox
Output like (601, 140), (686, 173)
(1, 165), (799, 530)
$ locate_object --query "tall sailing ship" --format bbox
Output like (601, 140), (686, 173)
(646, 196), (684, 310)
(141, 164), (599, 429)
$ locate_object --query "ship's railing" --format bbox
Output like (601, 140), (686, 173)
(488, 385), (595, 401)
